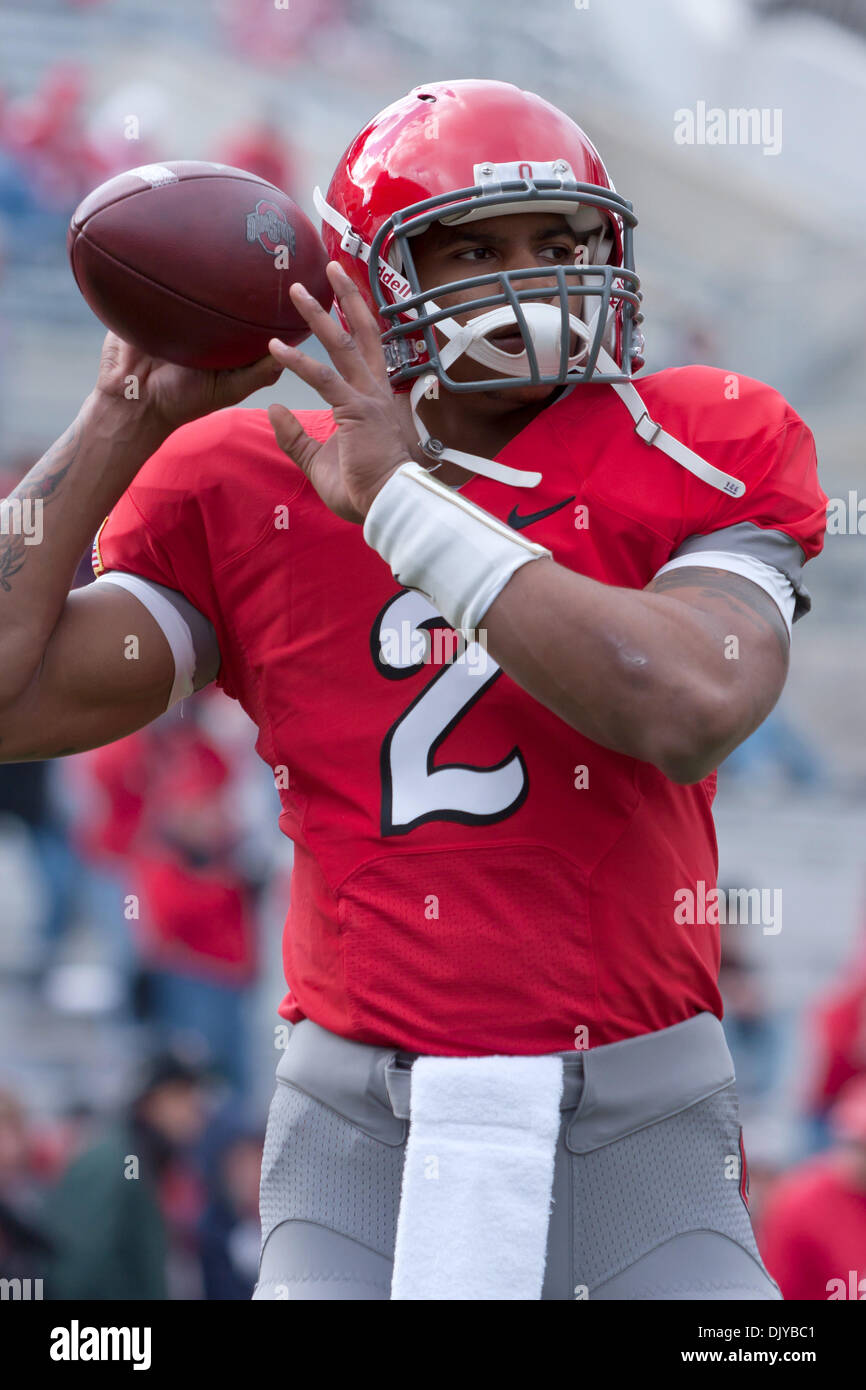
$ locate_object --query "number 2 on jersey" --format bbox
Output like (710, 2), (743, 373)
(372, 590), (528, 836)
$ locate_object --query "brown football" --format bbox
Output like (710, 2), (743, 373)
(68, 160), (332, 369)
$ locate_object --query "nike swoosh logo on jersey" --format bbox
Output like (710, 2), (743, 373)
(507, 495), (576, 531)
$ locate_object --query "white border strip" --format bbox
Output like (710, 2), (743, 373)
(95, 571), (196, 707)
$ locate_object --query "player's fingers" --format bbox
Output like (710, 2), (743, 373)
(267, 402), (322, 476)
(326, 262), (389, 385)
(213, 353), (283, 408)
(286, 282), (377, 391)
(267, 338), (356, 408)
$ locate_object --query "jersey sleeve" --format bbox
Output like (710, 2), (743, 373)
(678, 380), (828, 619)
(654, 549), (797, 634)
(668, 373), (827, 621)
(92, 410), (242, 699)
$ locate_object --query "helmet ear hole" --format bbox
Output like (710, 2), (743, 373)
(583, 227), (614, 266)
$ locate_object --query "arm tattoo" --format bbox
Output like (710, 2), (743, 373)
(647, 565), (790, 659)
(0, 420), (82, 592)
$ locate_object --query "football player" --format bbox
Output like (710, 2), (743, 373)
(0, 81), (825, 1299)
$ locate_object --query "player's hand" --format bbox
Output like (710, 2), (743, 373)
(91, 331), (284, 436)
(266, 262), (423, 524)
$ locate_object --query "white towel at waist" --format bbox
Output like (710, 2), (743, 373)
(390, 1053), (564, 1300)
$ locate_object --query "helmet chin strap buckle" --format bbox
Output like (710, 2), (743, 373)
(633, 411), (662, 447)
(340, 227), (364, 258)
(408, 375), (542, 489)
(422, 437), (446, 473)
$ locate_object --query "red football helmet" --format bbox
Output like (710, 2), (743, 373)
(316, 79), (644, 401)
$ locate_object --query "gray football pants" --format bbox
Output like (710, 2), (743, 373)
(253, 1012), (781, 1301)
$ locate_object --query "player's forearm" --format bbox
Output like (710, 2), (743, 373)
(0, 392), (169, 708)
(481, 558), (742, 782)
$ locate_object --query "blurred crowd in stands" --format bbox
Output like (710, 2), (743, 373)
(0, 54), (301, 277)
(721, 916), (866, 1298)
(0, 540), (283, 1298)
(0, 1054), (265, 1298)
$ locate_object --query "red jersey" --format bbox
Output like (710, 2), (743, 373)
(94, 366), (826, 1054)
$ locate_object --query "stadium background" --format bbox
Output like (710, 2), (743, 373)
(0, 0), (864, 1299)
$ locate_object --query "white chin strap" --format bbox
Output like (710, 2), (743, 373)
(314, 186), (746, 499)
(412, 298), (744, 498)
(411, 320), (745, 498)
(409, 299), (605, 489)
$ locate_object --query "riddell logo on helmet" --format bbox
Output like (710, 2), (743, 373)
(246, 200), (296, 257)
(379, 266), (411, 299)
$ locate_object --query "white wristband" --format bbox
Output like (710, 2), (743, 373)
(363, 462), (552, 633)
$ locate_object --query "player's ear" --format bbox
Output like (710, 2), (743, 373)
(405, 224), (440, 288)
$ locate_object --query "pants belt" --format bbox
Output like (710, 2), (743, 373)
(275, 1012), (735, 1152)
